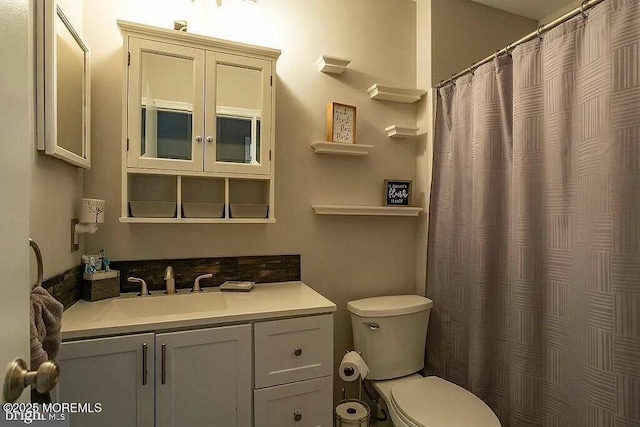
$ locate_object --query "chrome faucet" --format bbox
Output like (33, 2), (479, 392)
(192, 273), (213, 292)
(128, 277), (150, 296)
(164, 266), (176, 294)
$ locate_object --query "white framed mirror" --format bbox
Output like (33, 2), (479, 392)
(36, 0), (91, 168)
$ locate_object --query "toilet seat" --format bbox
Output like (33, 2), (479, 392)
(374, 376), (501, 427)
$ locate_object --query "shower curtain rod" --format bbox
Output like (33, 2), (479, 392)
(434, 0), (607, 89)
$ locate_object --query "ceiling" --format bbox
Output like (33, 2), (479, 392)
(468, 0), (578, 20)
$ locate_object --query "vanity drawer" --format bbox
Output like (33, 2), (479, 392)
(254, 314), (333, 388)
(254, 376), (333, 427)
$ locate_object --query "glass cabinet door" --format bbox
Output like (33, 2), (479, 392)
(127, 39), (204, 171)
(205, 52), (272, 175)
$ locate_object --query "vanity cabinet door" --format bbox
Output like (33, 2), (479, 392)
(127, 38), (205, 172)
(155, 324), (252, 427)
(54, 333), (155, 427)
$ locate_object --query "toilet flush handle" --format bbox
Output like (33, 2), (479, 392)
(364, 322), (379, 331)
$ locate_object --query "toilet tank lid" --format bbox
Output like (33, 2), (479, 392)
(347, 295), (433, 317)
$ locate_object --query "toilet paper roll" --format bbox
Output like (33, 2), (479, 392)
(339, 351), (369, 382)
(335, 402), (369, 424)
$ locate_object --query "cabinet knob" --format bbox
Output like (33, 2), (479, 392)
(293, 411), (302, 422)
(195, 136), (203, 143)
(293, 347), (303, 357)
(206, 136), (214, 143)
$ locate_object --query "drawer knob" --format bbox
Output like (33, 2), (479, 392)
(293, 347), (303, 357)
(293, 411), (302, 422)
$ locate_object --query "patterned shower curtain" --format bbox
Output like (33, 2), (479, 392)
(426, 1), (640, 426)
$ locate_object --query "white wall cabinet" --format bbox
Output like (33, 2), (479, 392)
(119, 21), (280, 223)
(55, 315), (333, 427)
(55, 325), (251, 427)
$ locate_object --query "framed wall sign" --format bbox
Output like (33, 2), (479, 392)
(385, 180), (412, 206)
(327, 102), (356, 144)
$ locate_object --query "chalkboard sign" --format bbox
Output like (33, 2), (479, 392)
(327, 102), (357, 144)
(385, 180), (412, 206)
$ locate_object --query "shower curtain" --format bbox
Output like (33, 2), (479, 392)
(426, 1), (640, 426)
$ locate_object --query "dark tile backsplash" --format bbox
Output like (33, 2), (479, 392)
(42, 255), (301, 310)
(42, 265), (83, 310)
(113, 255), (301, 293)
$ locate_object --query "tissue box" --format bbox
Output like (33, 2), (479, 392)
(82, 270), (120, 302)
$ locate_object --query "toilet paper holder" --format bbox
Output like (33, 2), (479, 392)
(341, 351), (362, 378)
(336, 350), (370, 427)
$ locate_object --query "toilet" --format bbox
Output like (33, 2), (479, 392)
(348, 295), (501, 427)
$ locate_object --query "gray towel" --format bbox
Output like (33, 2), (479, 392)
(30, 286), (63, 370)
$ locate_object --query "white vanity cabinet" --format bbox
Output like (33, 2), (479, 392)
(155, 325), (252, 427)
(55, 325), (252, 427)
(118, 21), (280, 223)
(57, 282), (337, 427)
(54, 333), (155, 427)
(253, 315), (334, 426)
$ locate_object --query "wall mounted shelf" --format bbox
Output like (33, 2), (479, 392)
(311, 141), (373, 156)
(367, 84), (425, 103)
(316, 55), (351, 74)
(385, 125), (419, 139)
(312, 205), (423, 217)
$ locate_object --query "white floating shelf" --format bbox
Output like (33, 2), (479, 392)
(385, 125), (419, 138)
(317, 55), (351, 74)
(312, 205), (423, 217)
(367, 84), (426, 103)
(311, 141), (373, 156)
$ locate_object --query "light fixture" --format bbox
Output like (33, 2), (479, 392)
(74, 198), (105, 245)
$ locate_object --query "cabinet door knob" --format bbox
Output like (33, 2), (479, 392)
(206, 136), (214, 143)
(293, 347), (302, 357)
(195, 136), (203, 143)
(293, 411), (302, 422)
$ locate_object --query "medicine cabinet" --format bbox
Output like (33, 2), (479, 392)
(36, 0), (91, 168)
(118, 21), (280, 223)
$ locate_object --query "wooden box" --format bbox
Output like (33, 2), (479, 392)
(82, 270), (120, 302)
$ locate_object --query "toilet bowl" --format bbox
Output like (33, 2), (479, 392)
(347, 296), (501, 427)
(373, 374), (500, 427)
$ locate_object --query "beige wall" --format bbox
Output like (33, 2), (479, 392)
(430, 0), (537, 85)
(540, 0), (582, 24)
(30, 0), (84, 281)
(82, 0), (418, 400)
(415, 0), (433, 296)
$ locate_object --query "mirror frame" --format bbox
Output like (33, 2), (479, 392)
(36, 0), (91, 169)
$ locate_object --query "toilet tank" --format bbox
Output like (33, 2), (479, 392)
(347, 295), (433, 380)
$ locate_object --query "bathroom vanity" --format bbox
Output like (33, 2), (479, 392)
(55, 281), (336, 427)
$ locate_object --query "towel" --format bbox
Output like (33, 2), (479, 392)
(30, 286), (63, 370)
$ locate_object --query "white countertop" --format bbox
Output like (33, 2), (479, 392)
(61, 281), (336, 340)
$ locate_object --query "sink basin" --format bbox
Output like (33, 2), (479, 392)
(108, 291), (227, 318)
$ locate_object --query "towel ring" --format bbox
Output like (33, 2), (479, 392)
(30, 238), (43, 289)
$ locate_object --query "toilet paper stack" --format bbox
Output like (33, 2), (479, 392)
(339, 351), (369, 382)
